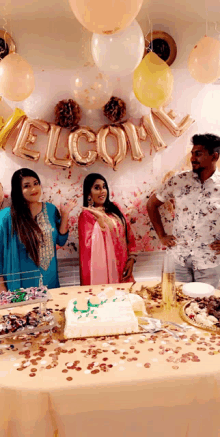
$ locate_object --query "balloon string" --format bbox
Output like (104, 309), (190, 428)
(145, 11), (153, 52)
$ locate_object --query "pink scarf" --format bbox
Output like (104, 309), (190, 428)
(90, 222), (119, 285)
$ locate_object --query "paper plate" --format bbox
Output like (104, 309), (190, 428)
(182, 282), (214, 299)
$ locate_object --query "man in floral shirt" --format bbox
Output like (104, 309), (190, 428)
(147, 133), (220, 287)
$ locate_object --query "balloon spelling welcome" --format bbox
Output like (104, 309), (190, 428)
(0, 106), (195, 169)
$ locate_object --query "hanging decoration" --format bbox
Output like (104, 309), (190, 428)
(0, 97), (195, 169)
(55, 99), (82, 128)
(103, 97), (126, 122)
(188, 36), (220, 84)
(68, 0), (143, 35)
(91, 20), (145, 76)
(0, 53), (35, 101)
(133, 51), (174, 109)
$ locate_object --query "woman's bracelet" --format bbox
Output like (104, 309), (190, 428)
(127, 254), (138, 263)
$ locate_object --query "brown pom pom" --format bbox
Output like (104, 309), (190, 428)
(103, 96), (126, 123)
(55, 99), (82, 129)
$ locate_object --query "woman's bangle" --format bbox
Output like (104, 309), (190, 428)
(127, 255), (137, 263)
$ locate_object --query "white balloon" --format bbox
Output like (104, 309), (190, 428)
(91, 20), (145, 77)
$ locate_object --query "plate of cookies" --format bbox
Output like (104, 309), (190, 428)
(180, 295), (220, 333)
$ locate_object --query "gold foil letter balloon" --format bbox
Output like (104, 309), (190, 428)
(142, 111), (168, 152)
(0, 53), (35, 101)
(121, 121), (144, 161)
(0, 108), (26, 149)
(133, 52), (174, 109)
(96, 125), (127, 168)
(13, 118), (49, 161)
(68, 127), (97, 166)
(72, 66), (113, 109)
(68, 0), (143, 34)
(152, 107), (195, 137)
(188, 36), (220, 84)
(45, 124), (73, 168)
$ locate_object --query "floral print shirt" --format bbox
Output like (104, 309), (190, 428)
(156, 169), (220, 270)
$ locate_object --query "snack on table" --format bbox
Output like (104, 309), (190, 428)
(183, 296), (220, 330)
(135, 283), (188, 303)
(0, 285), (48, 306)
(64, 293), (140, 339)
(0, 308), (53, 335)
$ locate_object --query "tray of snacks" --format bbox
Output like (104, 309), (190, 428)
(0, 286), (51, 310)
(180, 296), (220, 333)
(0, 307), (56, 339)
(133, 282), (190, 303)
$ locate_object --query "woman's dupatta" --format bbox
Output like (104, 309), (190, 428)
(90, 221), (119, 285)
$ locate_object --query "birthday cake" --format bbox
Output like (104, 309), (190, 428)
(0, 285), (48, 306)
(64, 292), (144, 339)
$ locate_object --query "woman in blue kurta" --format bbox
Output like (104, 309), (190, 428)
(0, 168), (76, 291)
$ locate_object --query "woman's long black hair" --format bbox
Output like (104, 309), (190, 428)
(83, 173), (128, 243)
(11, 168), (43, 266)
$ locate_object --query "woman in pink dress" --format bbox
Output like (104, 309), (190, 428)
(78, 173), (137, 285)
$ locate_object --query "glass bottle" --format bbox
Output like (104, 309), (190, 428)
(161, 251), (176, 310)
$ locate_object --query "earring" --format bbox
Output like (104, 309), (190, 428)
(88, 196), (94, 207)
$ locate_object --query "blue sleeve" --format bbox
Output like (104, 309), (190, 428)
(0, 208), (11, 275)
(54, 205), (69, 247)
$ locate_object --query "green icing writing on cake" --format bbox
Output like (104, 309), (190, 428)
(73, 296), (124, 320)
(73, 298), (107, 314)
(73, 305), (90, 314)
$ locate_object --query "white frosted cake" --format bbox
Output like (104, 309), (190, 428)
(64, 292), (142, 339)
(128, 293), (146, 314)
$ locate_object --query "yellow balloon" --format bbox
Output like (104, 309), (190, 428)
(133, 52), (174, 109)
(188, 36), (220, 84)
(68, 0), (143, 34)
(0, 108), (26, 149)
(0, 53), (35, 101)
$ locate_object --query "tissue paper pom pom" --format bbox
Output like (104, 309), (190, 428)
(103, 96), (126, 122)
(55, 99), (82, 128)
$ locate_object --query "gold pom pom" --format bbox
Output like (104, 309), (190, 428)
(55, 99), (82, 129)
(103, 96), (126, 123)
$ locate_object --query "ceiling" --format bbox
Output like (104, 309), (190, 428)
(0, 0), (219, 24)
